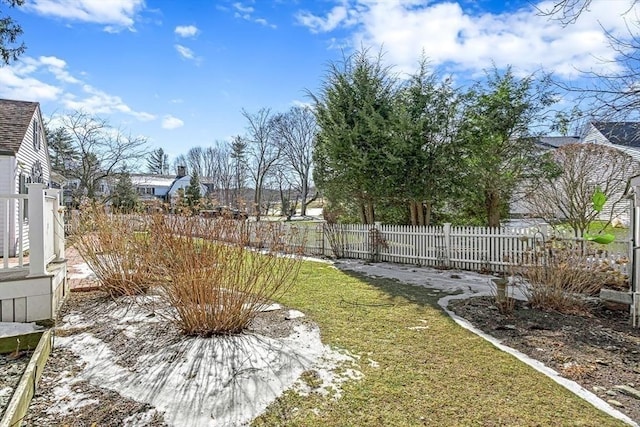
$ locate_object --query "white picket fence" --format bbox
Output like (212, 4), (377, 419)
(263, 222), (630, 276)
(74, 214), (631, 277)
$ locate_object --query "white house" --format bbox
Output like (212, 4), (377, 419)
(582, 122), (640, 161)
(0, 98), (68, 322)
(130, 174), (175, 203)
(0, 98), (54, 256)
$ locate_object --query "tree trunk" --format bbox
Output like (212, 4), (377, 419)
(409, 201), (418, 226)
(486, 191), (501, 227)
(365, 201), (375, 224)
(424, 201), (432, 226)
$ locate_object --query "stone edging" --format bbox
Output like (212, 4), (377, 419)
(0, 330), (53, 427)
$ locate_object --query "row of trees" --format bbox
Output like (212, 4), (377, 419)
(152, 105), (317, 219)
(312, 50), (559, 226)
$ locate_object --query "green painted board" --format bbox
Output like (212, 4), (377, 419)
(0, 331), (44, 355)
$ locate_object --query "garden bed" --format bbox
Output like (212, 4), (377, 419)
(0, 351), (31, 420)
(23, 291), (362, 426)
(449, 297), (640, 422)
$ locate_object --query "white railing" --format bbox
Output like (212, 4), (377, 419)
(0, 184), (65, 276)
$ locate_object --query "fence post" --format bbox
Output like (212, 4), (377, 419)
(443, 223), (452, 268)
(27, 183), (47, 277)
(47, 189), (65, 262)
(317, 223), (325, 256)
(369, 222), (382, 262)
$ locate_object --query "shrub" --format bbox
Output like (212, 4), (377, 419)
(71, 203), (152, 297)
(149, 214), (302, 336)
(514, 239), (609, 314)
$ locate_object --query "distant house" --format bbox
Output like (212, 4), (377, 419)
(130, 174), (175, 204)
(0, 98), (57, 256)
(581, 121), (640, 161)
(62, 177), (112, 208)
(511, 124), (640, 225)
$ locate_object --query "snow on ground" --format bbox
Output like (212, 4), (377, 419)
(0, 322), (43, 338)
(53, 300), (362, 427)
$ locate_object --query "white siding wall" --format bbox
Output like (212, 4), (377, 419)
(0, 156), (17, 255)
(5, 107), (50, 256)
(582, 125), (610, 145)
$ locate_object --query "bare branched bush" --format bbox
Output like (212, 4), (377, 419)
(490, 277), (517, 315)
(324, 222), (346, 258)
(150, 214), (302, 336)
(71, 203), (152, 297)
(514, 239), (609, 314)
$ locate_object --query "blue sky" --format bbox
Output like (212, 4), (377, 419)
(0, 0), (637, 163)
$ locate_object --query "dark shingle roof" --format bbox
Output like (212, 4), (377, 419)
(0, 98), (38, 155)
(592, 122), (640, 147)
(537, 136), (580, 149)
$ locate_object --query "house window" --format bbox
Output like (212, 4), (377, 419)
(33, 120), (41, 151)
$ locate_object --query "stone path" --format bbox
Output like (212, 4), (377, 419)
(65, 246), (100, 292)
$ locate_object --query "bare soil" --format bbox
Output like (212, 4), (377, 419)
(449, 296), (640, 423)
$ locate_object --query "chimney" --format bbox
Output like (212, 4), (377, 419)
(177, 165), (186, 178)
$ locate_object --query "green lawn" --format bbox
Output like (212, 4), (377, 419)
(254, 261), (627, 426)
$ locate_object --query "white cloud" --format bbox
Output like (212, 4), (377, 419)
(175, 25), (199, 38)
(231, 2), (276, 28)
(296, 5), (352, 33)
(298, 0), (639, 79)
(232, 2), (254, 14)
(0, 55), (155, 121)
(162, 115), (184, 130)
(0, 66), (62, 101)
(26, 0), (145, 31)
(175, 44), (196, 60)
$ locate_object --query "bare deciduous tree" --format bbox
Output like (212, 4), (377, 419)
(525, 143), (640, 236)
(540, 0), (640, 120)
(272, 106), (317, 216)
(57, 111), (148, 202)
(242, 108), (281, 220)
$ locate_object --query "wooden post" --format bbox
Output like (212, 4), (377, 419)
(492, 277), (508, 303)
(27, 184), (47, 277)
(443, 223), (452, 268)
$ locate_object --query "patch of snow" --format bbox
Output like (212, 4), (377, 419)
(67, 263), (96, 280)
(0, 322), (42, 338)
(368, 359), (379, 368)
(58, 312), (92, 330)
(293, 345), (363, 399)
(407, 326), (429, 331)
(46, 379), (99, 416)
(254, 302), (282, 312)
(55, 320), (355, 427)
(286, 310), (305, 319)
(123, 408), (162, 426)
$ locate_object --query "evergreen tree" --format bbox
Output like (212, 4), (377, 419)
(458, 66), (557, 227)
(111, 173), (139, 213)
(0, 0), (25, 65)
(46, 125), (79, 176)
(185, 174), (202, 211)
(311, 47), (400, 224)
(147, 148), (169, 174)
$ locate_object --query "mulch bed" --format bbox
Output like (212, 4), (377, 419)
(449, 296), (640, 422)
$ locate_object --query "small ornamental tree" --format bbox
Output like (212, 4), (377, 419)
(111, 172), (139, 213)
(185, 174), (202, 212)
